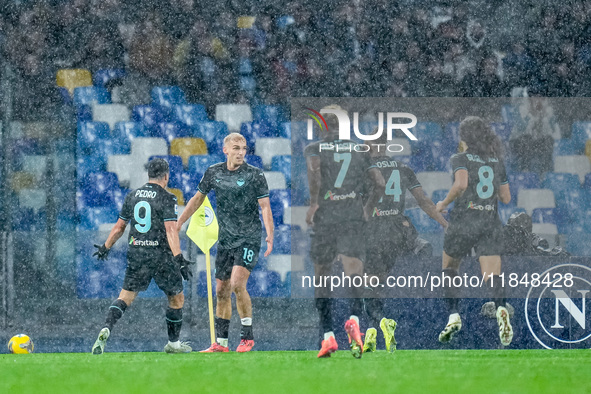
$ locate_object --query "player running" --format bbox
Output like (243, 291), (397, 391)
(305, 105), (385, 358)
(435, 116), (513, 347)
(362, 135), (448, 353)
(177, 133), (273, 353)
(91, 158), (193, 354)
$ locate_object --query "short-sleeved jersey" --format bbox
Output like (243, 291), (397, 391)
(304, 138), (375, 224)
(449, 152), (508, 223)
(365, 156), (421, 229)
(119, 183), (178, 258)
(198, 162), (269, 249)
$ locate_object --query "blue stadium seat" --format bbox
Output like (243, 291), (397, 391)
(279, 122), (291, 139)
(269, 190), (290, 225)
(253, 105), (286, 129)
(584, 173), (591, 190)
(81, 172), (120, 207)
(566, 232), (591, 256)
(238, 58), (253, 75)
(239, 75), (257, 98)
(508, 172), (540, 204)
(571, 121), (591, 154)
(541, 173), (581, 194)
(531, 208), (556, 224)
(156, 122), (190, 143)
(193, 121), (228, 153)
(197, 271), (217, 297)
(77, 121), (110, 153)
(77, 156), (107, 178)
(245, 155), (263, 169)
(73, 86), (111, 107)
(78, 206), (119, 230)
(501, 104), (520, 125)
(77, 104), (92, 122)
(554, 139), (577, 156)
(271, 155), (291, 187)
(112, 187), (129, 211)
(430, 140), (454, 171)
(444, 122), (460, 145)
(93, 68), (126, 88)
(173, 104), (208, 126)
(491, 122), (512, 142)
(405, 208), (442, 233)
(188, 154), (225, 173)
(131, 105), (165, 133)
(151, 86), (187, 115)
(113, 121), (147, 144)
(431, 189), (450, 204)
(274, 224), (294, 254)
(241, 122), (272, 142)
(93, 138), (131, 157)
(180, 172), (203, 201)
(414, 122), (443, 141)
(555, 189), (589, 224)
(12, 207), (38, 231)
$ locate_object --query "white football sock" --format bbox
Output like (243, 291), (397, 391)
(324, 331), (335, 341)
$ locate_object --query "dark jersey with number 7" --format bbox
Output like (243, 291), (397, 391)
(304, 138), (375, 224)
(119, 183), (178, 258)
(449, 152), (508, 222)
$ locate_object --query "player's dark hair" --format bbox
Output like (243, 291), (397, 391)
(146, 158), (169, 179)
(459, 116), (502, 158)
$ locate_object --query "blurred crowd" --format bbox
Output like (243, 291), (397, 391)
(1, 0), (591, 119)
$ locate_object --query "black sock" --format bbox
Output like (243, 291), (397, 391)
(315, 298), (333, 333)
(490, 275), (506, 308)
(105, 299), (127, 331)
(240, 324), (253, 340)
(442, 268), (460, 314)
(215, 317), (230, 342)
(166, 308), (183, 342)
(364, 298), (385, 328)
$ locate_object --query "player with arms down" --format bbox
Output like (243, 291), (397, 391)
(177, 132), (273, 353)
(91, 158), (194, 354)
(436, 116), (513, 346)
(306, 105), (385, 358)
(362, 133), (448, 353)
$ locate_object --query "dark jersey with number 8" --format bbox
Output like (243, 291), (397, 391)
(449, 152), (508, 222)
(119, 183), (178, 258)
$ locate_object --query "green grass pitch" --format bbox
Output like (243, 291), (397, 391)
(1, 350), (590, 394)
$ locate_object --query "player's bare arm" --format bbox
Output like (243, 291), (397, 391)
(436, 168), (468, 212)
(165, 221), (182, 256)
(411, 187), (449, 228)
(306, 155), (321, 226)
(176, 190), (206, 231)
(104, 219), (128, 249)
(258, 197), (274, 257)
(363, 167), (386, 219)
(498, 183), (511, 204)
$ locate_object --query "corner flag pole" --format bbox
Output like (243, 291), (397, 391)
(186, 196), (219, 345)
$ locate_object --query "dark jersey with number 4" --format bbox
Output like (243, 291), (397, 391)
(367, 156), (421, 226)
(450, 152), (508, 223)
(304, 138), (375, 225)
(119, 183), (178, 258)
(198, 162), (269, 249)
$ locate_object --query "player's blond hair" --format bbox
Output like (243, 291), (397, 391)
(223, 132), (247, 146)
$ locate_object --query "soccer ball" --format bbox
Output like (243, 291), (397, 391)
(8, 334), (34, 354)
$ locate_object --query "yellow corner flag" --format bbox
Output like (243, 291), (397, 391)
(186, 196), (219, 253)
(186, 196), (219, 345)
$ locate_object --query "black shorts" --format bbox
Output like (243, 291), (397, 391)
(122, 252), (183, 296)
(443, 218), (504, 259)
(310, 221), (366, 265)
(215, 242), (261, 281)
(365, 219), (416, 276)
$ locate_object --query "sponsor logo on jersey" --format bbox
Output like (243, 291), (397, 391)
(129, 236), (159, 246)
(324, 190), (357, 201)
(467, 201), (495, 211)
(237, 178), (245, 186)
(135, 190), (157, 198)
(372, 207), (400, 217)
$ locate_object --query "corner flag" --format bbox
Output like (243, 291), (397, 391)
(186, 196), (219, 344)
